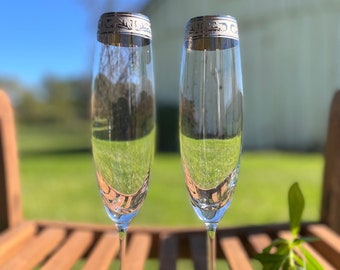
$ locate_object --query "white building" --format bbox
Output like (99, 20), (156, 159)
(143, 0), (340, 150)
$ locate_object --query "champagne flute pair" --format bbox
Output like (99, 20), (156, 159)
(91, 12), (243, 270)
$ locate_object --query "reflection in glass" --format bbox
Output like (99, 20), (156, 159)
(91, 12), (155, 269)
(179, 15), (243, 270)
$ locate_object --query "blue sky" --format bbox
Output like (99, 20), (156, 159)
(0, 0), (148, 88)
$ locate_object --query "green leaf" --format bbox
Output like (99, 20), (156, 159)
(293, 252), (305, 268)
(301, 247), (324, 270)
(255, 183), (323, 269)
(255, 253), (288, 263)
(292, 238), (304, 246)
(275, 242), (290, 255)
(263, 261), (285, 270)
(256, 240), (290, 269)
(288, 182), (305, 237)
(300, 236), (319, 243)
(263, 238), (289, 253)
(281, 259), (291, 270)
(255, 252), (288, 270)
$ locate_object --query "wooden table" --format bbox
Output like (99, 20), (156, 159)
(0, 220), (339, 269)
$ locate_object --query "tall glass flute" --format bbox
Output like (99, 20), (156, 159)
(91, 12), (155, 268)
(179, 15), (243, 270)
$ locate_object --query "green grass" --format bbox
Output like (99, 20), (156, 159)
(18, 122), (91, 153)
(180, 134), (241, 188)
(18, 125), (324, 228)
(92, 129), (155, 193)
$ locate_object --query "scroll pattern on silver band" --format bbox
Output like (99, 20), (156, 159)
(186, 15), (238, 41)
(98, 12), (152, 40)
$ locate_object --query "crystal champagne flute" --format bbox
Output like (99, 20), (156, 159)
(91, 12), (155, 268)
(179, 15), (243, 270)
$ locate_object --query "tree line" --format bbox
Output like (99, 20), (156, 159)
(1, 76), (92, 126)
(1, 76), (179, 151)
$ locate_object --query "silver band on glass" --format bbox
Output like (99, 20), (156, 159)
(185, 15), (239, 41)
(98, 12), (152, 42)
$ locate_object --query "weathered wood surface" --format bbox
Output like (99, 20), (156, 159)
(0, 221), (338, 269)
(321, 90), (340, 234)
(0, 90), (22, 231)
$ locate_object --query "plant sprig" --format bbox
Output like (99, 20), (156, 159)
(255, 182), (323, 270)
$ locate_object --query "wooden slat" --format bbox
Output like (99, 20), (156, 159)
(37, 219), (114, 233)
(124, 232), (153, 270)
(83, 232), (119, 270)
(247, 232), (272, 254)
(189, 234), (206, 270)
(305, 224), (340, 269)
(321, 90), (340, 233)
(159, 233), (178, 270)
(0, 90), (22, 231)
(41, 230), (94, 270)
(278, 230), (334, 270)
(0, 222), (36, 264)
(219, 236), (253, 270)
(0, 227), (66, 270)
(306, 224), (340, 253)
(321, 89), (340, 234)
(0, 222), (338, 269)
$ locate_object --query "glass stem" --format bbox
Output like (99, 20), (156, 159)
(117, 226), (128, 270)
(206, 223), (217, 270)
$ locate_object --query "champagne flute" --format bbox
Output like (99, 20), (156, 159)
(91, 12), (155, 268)
(179, 15), (243, 270)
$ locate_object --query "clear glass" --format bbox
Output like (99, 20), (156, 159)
(91, 12), (155, 269)
(179, 15), (243, 270)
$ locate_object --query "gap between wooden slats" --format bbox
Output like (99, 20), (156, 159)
(219, 236), (253, 270)
(159, 233), (178, 270)
(41, 230), (94, 270)
(189, 234), (206, 270)
(124, 232), (152, 270)
(304, 224), (340, 269)
(278, 230), (335, 270)
(0, 227), (66, 270)
(83, 232), (119, 270)
(0, 222), (36, 265)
